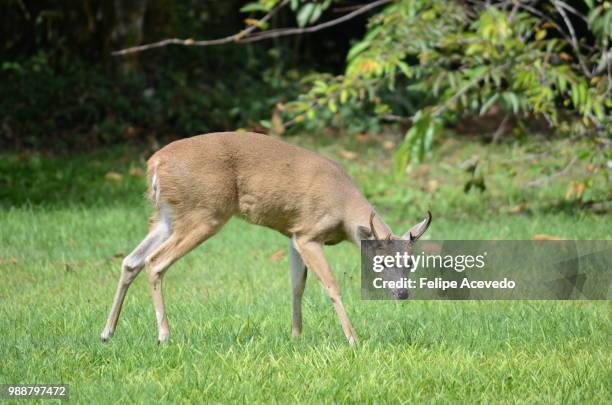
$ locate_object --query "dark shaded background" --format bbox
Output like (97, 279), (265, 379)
(1, 0), (374, 150)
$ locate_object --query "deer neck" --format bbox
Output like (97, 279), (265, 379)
(345, 193), (393, 245)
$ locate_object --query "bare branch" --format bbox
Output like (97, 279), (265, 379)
(515, 2), (589, 49)
(527, 156), (577, 187)
(381, 114), (412, 124)
(507, 0), (520, 22)
(113, 0), (391, 56)
(553, 0), (588, 22)
(552, 1), (592, 78)
(112, 0), (290, 56)
(491, 113), (510, 143)
(333, 4), (373, 13)
(236, 0), (392, 43)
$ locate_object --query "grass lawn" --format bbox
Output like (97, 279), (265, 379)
(1, 133), (610, 402)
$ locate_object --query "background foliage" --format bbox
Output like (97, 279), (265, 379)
(275, 0), (611, 169)
(3, 1), (609, 151)
(1, 0), (361, 148)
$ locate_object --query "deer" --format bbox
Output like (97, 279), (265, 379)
(100, 132), (432, 346)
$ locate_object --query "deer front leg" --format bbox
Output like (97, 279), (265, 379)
(289, 239), (307, 337)
(293, 237), (358, 346)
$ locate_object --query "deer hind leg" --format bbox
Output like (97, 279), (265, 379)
(293, 237), (358, 346)
(289, 239), (308, 338)
(101, 209), (172, 341)
(145, 212), (228, 343)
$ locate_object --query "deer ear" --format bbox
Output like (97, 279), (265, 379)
(357, 225), (373, 241)
(402, 211), (432, 241)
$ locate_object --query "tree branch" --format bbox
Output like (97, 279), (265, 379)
(553, 0), (587, 22)
(551, 0), (592, 78)
(527, 156), (577, 187)
(240, 0), (392, 43)
(112, 0), (290, 56)
(113, 0), (391, 56)
(516, 2), (592, 50)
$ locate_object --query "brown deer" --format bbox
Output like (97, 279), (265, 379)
(100, 132), (431, 345)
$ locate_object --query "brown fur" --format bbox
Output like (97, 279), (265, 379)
(147, 132), (389, 244)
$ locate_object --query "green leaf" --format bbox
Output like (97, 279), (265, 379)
(502, 92), (520, 114)
(480, 93), (499, 116)
(297, 3), (316, 27)
(309, 4), (323, 24)
(396, 61), (412, 78)
(240, 3), (269, 13)
(394, 111), (441, 172)
(328, 99), (338, 113)
(347, 41), (371, 61)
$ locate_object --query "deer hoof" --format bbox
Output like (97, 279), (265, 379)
(100, 328), (113, 342)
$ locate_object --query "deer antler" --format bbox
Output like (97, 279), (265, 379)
(369, 211), (380, 240)
(409, 211), (432, 242)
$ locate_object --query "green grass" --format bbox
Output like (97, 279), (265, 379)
(1, 135), (610, 402)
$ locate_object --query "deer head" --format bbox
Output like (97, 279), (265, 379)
(358, 211), (432, 299)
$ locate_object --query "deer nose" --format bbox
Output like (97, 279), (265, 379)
(394, 289), (409, 300)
